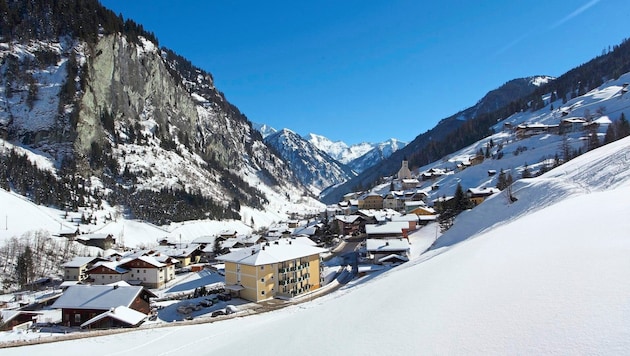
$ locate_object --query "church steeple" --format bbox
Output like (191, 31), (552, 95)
(397, 157), (412, 180)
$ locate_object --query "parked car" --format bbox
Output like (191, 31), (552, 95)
(211, 310), (226, 317)
(200, 299), (213, 307)
(225, 305), (238, 314)
(217, 293), (232, 301)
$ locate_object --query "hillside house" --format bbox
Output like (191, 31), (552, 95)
(383, 191), (405, 211)
(365, 221), (409, 239)
(76, 233), (116, 249)
(390, 214), (419, 231)
(401, 178), (420, 190)
(421, 168), (447, 181)
(51, 285), (154, 327)
(335, 215), (368, 236)
(87, 261), (129, 285)
(86, 255), (177, 289)
(119, 256), (176, 289)
(63, 256), (107, 282)
(359, 193), (384, 210)
(365, 238), (411, 263)
(467, 187), (500, 206)
(559, 117), (587, 134)
(216, 238), (327, 302)
(153, 244), (202, 267)
(515, 123), (552, 139)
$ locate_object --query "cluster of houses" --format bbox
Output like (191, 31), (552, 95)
(1, 221), (333, 332)
(508, 115), (612, 140)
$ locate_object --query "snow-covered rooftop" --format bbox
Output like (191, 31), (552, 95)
(216, 238), (327, 266)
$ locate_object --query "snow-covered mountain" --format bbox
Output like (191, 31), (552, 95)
(321, 76), (551, 203)
(264, 129), (356, 194)
(347, 138), (407, 173)
(0, 1), (317, 227)
(252, 122), (278, 138)
(304, 133), (406, 172)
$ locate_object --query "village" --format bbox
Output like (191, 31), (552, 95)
(1, 107), (617, 346)
(0, 157), (453, 344)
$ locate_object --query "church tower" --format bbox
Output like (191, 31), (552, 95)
(397, 157), (412, 180)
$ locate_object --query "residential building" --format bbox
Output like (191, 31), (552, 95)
(365, 221), (409, 239)
(365, 238), (411, 264)
(76, 233), (116, 249)
(467, 187), (500, 206)
(217, 238), (327, 302)
(51, 285), (154, 327)
(359, 193), (384, 210)
(63, 256), (106, 282)
(87, 261), (129, 285)
(119, 256), (176, 289)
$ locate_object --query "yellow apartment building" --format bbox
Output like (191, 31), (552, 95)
(217, 238), (327, 302)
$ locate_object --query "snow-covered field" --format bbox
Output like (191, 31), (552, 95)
(4, 135), (630, 355)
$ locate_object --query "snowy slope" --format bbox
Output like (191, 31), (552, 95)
(7, 136), (630, 355)
(384, 71), (630, 209)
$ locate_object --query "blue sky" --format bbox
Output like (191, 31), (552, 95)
(100, 0), (630, 145)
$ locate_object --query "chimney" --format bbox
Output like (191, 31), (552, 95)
(251, 249), (255, 255)
(113, 284), (119, 289)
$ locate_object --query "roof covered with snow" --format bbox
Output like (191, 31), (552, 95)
(80, 306), (147, 328)
(51, 285), (147, 310)
(216, 238), (327, 266)
(365, 238), (411, 252)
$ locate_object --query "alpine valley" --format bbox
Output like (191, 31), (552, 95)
(2, 1), (630, 353)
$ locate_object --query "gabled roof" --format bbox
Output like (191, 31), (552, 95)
(120, 256), (167, 268)
(80, 306), (147, 328)
(391, 214), (419, 223)
(365, 222), (409, 235)
(216, 238), (327, 266)
(153, 244), (200, 258)
(89, 261), (129, 274)
(52, 285), (152, 310)
(335, 215), (362, 224)
(467, 187), (500, 197)
(378, 254), (409, 263)
(366, 238), (411, 252)
(63, 256), (105, 268)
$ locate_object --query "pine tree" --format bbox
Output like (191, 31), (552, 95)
(618, 113), (630, 138)
(453, 183), (473, 212)
(496, 169), (508, 190)
(604, 124), (617, 144)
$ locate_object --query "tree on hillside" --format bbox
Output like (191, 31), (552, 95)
(453, 183), (474, 212)
(438, 183), (473, 232)
(618, 113), (630, 138)
(16, 246), (33, 290)
(521, 163), (532, 179)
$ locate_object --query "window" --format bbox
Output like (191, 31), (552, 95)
(261, 278), (264, 282)
(261, 291), (265, 295)
(109, 275), (113, 279)
(260, 266), (264, 270)
(143, 270), (146, 273)
(74, 314), (81, 323)
(137, 269), (140, 273)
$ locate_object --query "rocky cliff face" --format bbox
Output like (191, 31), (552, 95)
(1, 29), (309, 223)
